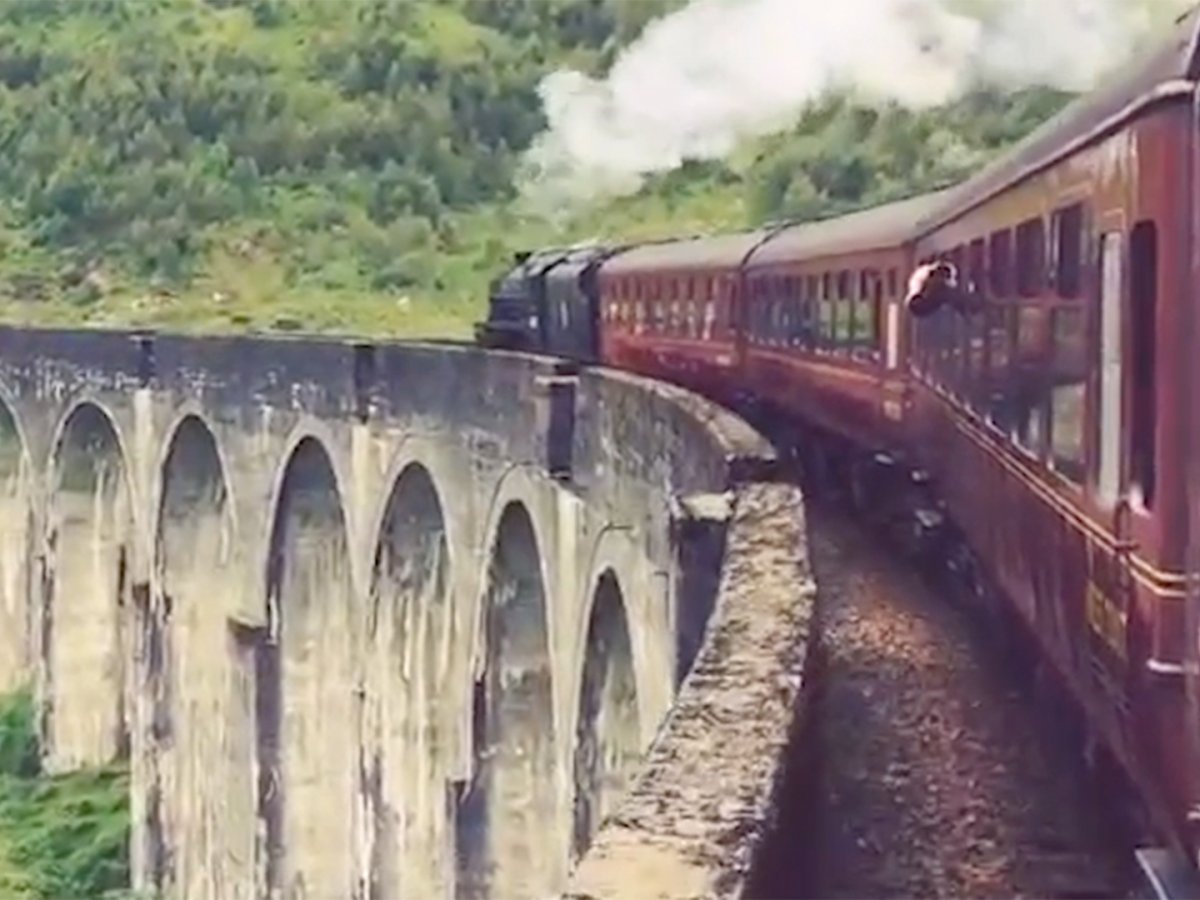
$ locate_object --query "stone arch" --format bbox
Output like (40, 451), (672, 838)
(144, 414), (251, 896)
(364, 462), (453, 899)
(456, 500), (557, 900)
(150, 406), (240, 521)
(44, 400), (133, 771)
(263, 436), (359, 899)
(571, 570), (640, 860)
(0, 395), (31, 694)
(577, 525), (673, 746)
(259, 418), (357, 601)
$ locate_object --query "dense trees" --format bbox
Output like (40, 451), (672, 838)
(0, 0), (1067, 337)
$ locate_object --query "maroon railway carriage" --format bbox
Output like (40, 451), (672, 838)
(906, 7), (1200, 878)
(583, 8), (1200, 883)
(598, 231), (773, 400)
(739, 192), (948, 449)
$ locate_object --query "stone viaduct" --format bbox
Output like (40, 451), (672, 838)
(0, 326), (815, 900)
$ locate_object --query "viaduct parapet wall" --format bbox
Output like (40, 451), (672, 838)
(0, 327), (816, 899)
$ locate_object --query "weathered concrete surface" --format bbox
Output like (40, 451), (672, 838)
(565, 481), (817, 900)
(0, 401), (30, 696)
(0, 326), (798, 899)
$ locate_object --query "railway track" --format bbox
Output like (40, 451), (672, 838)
(758, 485), (1137, 899)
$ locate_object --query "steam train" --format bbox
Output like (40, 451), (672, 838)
(478, 7), (1200, 893)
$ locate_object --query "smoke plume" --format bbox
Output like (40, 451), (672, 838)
(519, 0), (1192, 213)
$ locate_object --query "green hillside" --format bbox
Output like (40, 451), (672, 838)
(0, 0), (1069, 339)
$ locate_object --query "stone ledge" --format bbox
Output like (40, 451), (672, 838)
(566, 481), (817, 900)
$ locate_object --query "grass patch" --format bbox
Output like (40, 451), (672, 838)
(0, 689), (131, 899)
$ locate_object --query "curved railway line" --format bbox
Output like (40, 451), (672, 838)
(740, 457), (1141, 898)
(790, 493), (1134, 899)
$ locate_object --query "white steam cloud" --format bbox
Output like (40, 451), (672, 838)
(519, 0), (1192, 213)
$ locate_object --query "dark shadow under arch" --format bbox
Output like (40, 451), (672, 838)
(365, 462), (452, 899)
(262, 436), (357, 898)
(45, 402), (131, 771)
(572, 569), (640, 860)
(145, 415), (251, 895)
(456, 501), (556, 900)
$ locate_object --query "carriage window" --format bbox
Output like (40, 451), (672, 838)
(886, 298), (900, 369)
(968, 239), (986, 294)
(847, 271), (859, 346)
(869, 276), (883, 352)
(759, 292), (771, 343)
(1097, 232), (1123, 503)
(836, 270), (854, 348)
(1054, 203), (1084, 298)
(759, 293), (771, 344)
(1049, 307), (1087, 483)
(817, 273), (831, 346)
(1130, 220), (1157, 508)
(851, 271), (870, 350)
(950, 245), (965, 280)
(989, 230), (1013, 296)
(959, 299), (985, 407)
(1016, 218), (1046, 297)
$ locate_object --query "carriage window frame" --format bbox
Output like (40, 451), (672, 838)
(989, 229), (1013, 296)
(1048, 305), (1087, 484)
(968, 238), (986, 294)
(1053, 203), (1084, 299)
(1015, 217), (1046, 297)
